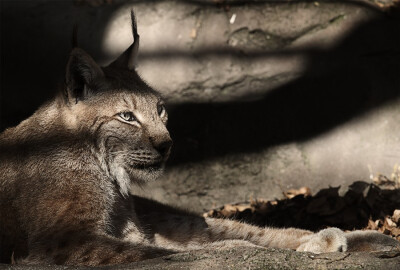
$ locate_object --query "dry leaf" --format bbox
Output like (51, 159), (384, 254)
(392, 209), (400, 223)
(190, 29), (197, 39)
(284, 186), (311, 199)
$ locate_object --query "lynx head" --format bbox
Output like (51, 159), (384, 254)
(63, 11), (172, 196)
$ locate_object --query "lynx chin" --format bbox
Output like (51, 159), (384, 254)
(0, 11), (399, 266)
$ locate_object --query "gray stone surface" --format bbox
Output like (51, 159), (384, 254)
(2, 247), (400, 270)
(1, 0), (400, 212)
(121, 1), (400, 212)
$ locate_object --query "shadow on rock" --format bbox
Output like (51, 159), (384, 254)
(167, 15), (400, 165)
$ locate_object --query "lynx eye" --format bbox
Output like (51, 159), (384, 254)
(157, 104), (166, 117)
(118, 112), (136, 122)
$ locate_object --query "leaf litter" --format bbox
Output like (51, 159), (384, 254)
(205, 170), (400, 242)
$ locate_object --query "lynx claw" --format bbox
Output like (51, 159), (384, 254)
(296, 228), (347, 254)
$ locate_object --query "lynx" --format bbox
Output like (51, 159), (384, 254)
(0, 11), (398, 266)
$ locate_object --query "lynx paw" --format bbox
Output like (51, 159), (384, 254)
(296, 228), (347, 254)
(346, 230), (400, 252)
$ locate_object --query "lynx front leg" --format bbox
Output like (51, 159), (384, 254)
(20, 230), (174, 266)
(150, 216), (346, 253)
(204, 218), (313, 249)
(205, 218), (347, 253)
(133, 196), (346, 253)
(140, 212), (340, 252)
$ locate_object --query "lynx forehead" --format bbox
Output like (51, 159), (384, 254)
(0, 10), (398, 267)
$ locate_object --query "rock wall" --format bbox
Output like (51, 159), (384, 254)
(1, 0), (400, 212)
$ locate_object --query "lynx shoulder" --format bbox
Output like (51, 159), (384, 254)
(0, 11), (398, 266)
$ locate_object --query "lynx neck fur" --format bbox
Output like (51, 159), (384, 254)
(0, 11), (398, 266)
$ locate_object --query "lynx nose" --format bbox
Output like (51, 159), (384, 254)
(154, 139), (173, 157)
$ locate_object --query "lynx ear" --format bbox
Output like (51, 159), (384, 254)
(65, 48), (104, 102)
(108, 10), (140, 70)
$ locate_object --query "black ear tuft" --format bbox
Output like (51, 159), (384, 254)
(65, 48), (104, 102)
(108, 10), (140, 70)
